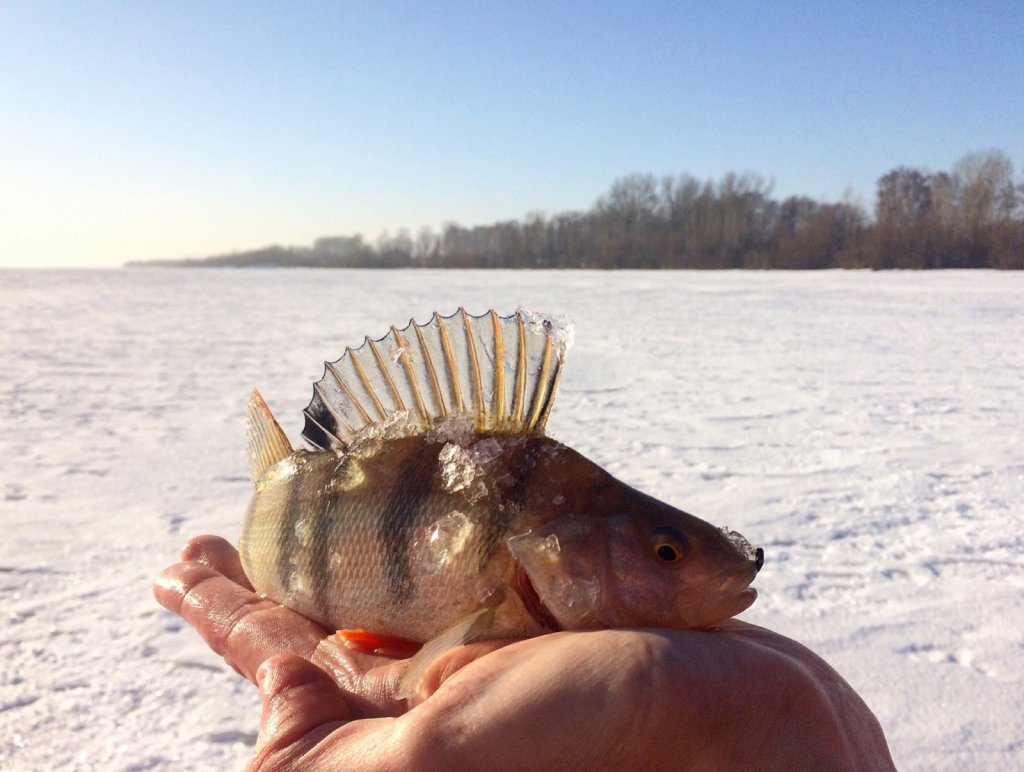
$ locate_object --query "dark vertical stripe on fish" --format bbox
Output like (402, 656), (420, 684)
(477, 438), (543, 570)
(308, 457), (346, 620)
(378, 441), (437, 602)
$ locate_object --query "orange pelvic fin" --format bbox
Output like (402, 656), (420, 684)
(335, 629), (422, 659)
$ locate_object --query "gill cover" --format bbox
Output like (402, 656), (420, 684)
(507, 515), (610, 629)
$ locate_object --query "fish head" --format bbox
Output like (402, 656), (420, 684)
(507, 493), (762, 631)
(601, 502), (762, 629)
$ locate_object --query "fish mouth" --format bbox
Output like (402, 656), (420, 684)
(710, 573), (758, 620)
(733, 587), (758, 615)
(695, 586), (757, 629)
(514, 563), (562, 632)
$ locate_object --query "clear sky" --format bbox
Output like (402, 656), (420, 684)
(2, 1), (1022, 268)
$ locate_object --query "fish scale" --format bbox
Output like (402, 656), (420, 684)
(241, 434), (554, 641)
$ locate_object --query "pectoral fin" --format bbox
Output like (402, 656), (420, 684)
(395, 605), (496, 700)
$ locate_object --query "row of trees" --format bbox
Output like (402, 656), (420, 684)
(866, 151), (1021, 269)
(145, 149), (1023, 270)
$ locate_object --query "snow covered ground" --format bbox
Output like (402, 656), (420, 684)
(1, 268), (1021, 770)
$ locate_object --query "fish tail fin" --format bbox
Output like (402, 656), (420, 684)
(247, 389), (294, 483)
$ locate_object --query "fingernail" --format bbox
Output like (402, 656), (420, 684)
(154, 573), (183, 595)
(180, 539), (200, 561)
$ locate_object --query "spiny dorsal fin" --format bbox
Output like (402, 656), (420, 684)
(247, 389), (294, 482)
(302, 308), (574, 452)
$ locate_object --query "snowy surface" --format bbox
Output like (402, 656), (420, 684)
(1, 268), (1022, 771)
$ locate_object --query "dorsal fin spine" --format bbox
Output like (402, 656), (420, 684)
(313, 381), (357, 439)
(526, 336), (553, 431)
(490, 310), (505, 427)
(414, 321), (447, 418)
(436, 313), (464, 414)
(367, 337), (406, 414)
(460, 308), (485, 430)
(349, 345), (388, 420)
(510, 314), (527, 426)
(326, 361), (372, 425)
(392, 325), (429, 423)
(536, 345), (562, 431)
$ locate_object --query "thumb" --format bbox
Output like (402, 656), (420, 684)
(249, 654), (353, 770)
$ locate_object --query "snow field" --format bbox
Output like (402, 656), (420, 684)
(0, 268), (1021, 770)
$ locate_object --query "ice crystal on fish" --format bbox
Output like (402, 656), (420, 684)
(516, 306), (575, 358)
(427, 417), (478, 447)
(418, 510), (473, 569)
(439, 442), (477, 493)
(347, 409), (413, 451)
(470, 437), (504, 467)
(720, 527), (756, 561)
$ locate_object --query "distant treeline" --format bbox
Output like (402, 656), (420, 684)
(132, 149), (1023, 270)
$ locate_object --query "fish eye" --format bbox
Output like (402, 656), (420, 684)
(652, 527), (688, 565)
(656, 543), (682, 562)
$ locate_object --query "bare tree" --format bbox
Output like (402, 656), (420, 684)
(954, 150), (1017, 228)
(875, 168), (933, 228)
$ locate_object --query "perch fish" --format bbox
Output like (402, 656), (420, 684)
(238, 308), (763, 696)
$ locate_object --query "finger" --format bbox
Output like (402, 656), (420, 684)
(313, 636), (523, 717)
(249, 655), (353, 770)
(154, 558), (412, 716)
(311, 638), (410, 718)
(154, 561), (326, 681)
(179, 534), (254, 590)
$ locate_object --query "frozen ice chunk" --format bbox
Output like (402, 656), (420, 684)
(428, 417), (477, 446)
(471, 436), (504, 467)
(720, 527), (756, 561)
(439, 441), (478, 493)
(517, 306), (575, 357)
(416, 510), (473, 570)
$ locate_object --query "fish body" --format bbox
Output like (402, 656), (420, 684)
(241, 431), (759, 641)
(238, 309), (762, 691)
(242, 432), (553, 642)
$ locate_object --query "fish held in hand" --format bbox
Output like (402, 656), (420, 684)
(238, 308), (762, 696)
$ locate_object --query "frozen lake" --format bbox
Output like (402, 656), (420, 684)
(1, 268), (1022, 770)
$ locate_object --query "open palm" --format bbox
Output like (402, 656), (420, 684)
(155, 535), (894, 771)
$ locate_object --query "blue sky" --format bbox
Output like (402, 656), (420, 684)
(1, 1), (1022, 267)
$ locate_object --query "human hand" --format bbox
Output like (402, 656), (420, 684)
(155, 535), (895, 771)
